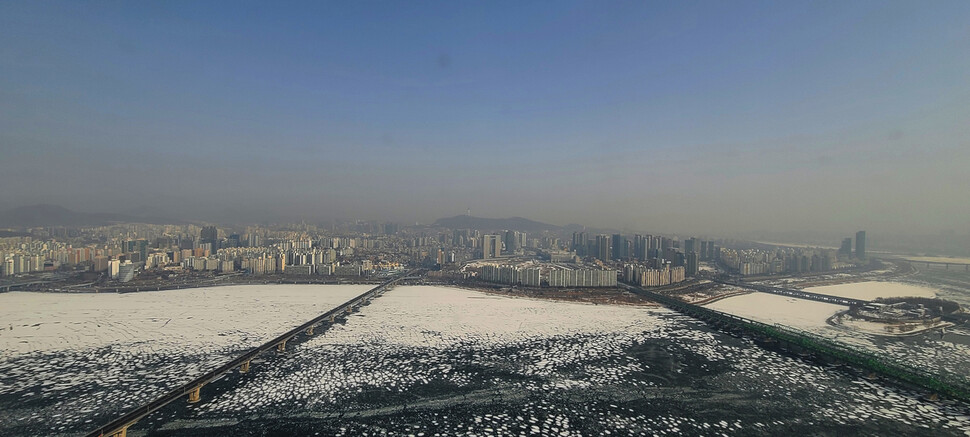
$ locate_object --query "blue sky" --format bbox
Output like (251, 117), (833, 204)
(1, 1), (968, 234)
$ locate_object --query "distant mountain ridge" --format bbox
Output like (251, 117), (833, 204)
(432, 215), (561, 232)
(0, 204), (183, 228)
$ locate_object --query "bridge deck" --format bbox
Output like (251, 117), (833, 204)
(0, 280), (52, 292)
(713, 279), (868, 306)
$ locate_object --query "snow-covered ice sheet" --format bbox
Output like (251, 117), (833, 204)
(0, 285), (369, 434)
(168, 286), (970, 436)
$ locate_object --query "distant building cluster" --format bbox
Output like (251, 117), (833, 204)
(479, 265), (542, 287)
(715, 231), (868, 277)
(0, 217), (578, 287)
(179, 240), (392, 277)
(0, 221), (414, 284)
(569, 232), (714, 278)
(546, 267), (616, 287)
(431, 228), (565, 266)
(539, 250), (579, 263)
(2, 214), (868, 292)
(839, 231), (867, 260)
(623, 263), (687, 287)
(0, 237), (108, 276)
(479, 231), (528, 259)
(474, 262), (616, 288)
(0, 237), (152, 277)
(164, 227), (406, 277)
(1, 252), (45, 276)
(719, 247), (851, 276)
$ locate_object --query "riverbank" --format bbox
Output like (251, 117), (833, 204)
(445, 281), (661, 307)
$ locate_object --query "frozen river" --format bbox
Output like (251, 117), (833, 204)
(0, 284), (370, 434)
(0, 285), (373, 354)
(2, 285), (970, 436)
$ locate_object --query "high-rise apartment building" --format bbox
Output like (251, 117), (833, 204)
(596, 235), (611, 261)
(686, 251), (698, 276)
(839, 238), (852, 256)
(684, 237), (697, 255)
(855, 231), (866, 259)
(503, 230), (525, 255)
(482, 235), (501, 259)
(200, 226), (219, 253)
(611, 234), (627, 260)
(572, 232), (587, 257)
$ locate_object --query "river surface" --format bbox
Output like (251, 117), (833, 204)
(2, 285), (969, 436)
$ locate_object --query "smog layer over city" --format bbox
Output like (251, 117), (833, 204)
(2, 2), (970, 436)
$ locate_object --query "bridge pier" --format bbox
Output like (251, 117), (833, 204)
(305, 326), (314, 335)
(329, 314), (336, 323)
(277, 339), (287, 352)
(346, 306), (353, 313)
(240, 360), (250, 373)
(106, 424), (130, 437)
(187, 384), (203, 403)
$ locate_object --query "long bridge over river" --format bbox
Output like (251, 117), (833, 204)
(87, 269), (423, 437)
(905, 259), (970, 272)
(713, 277), (968, 324)
(619, 282), (970, 403)
(0, 279), (54, 292)
(712, 279), (869, 306)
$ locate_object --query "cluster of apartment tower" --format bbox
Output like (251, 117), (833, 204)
(622, 263), (687, 287)
(478, 264), (618, 288)
(479, 231), (528, 259)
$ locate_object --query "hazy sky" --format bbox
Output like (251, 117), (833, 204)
(1, 1), (968, 235)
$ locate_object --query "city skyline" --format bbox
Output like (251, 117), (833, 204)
(2, 2), (969, 235)
(0, 202), (960, 257)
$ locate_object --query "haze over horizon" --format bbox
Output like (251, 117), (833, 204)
(2, 1), (969, 236)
